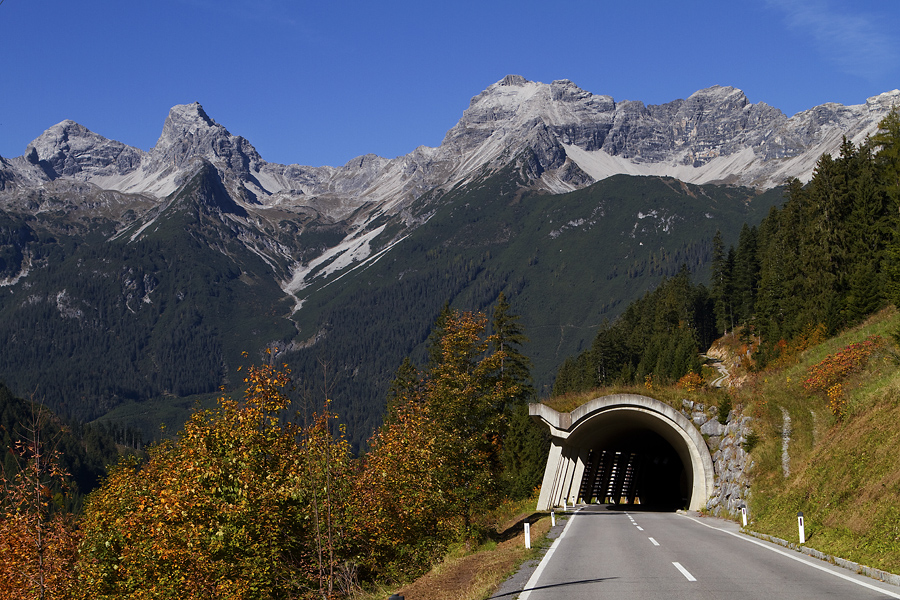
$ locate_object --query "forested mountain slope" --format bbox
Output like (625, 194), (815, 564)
(3, 77), (895, 447)
(555, 112), (900, 393)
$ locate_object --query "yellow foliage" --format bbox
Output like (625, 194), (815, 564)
(676, 372), (704, 392)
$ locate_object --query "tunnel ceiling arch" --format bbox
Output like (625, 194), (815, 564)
(529, 394), (715, 511)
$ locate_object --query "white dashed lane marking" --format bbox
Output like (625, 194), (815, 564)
(673, 562), (697, 582)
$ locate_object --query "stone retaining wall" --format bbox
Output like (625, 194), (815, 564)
(680, 399), (752, 517)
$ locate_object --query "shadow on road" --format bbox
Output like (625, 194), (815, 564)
(488, 577), (618, 598)
(582, 503), (680, 513)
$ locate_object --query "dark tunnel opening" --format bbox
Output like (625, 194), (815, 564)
(576, 428), (689, 510)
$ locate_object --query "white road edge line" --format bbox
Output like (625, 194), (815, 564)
(649, 537), (660, 546)
(673, 561), (697, 581)
(518, 508), (583, 600)
(679, 514), (900, 599)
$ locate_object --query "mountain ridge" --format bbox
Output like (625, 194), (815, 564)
(4, 76), (896, 299)
(1, 75), (897, 445)
(7, 77), (898, 199)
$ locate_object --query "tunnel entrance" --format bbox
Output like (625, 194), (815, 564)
(577, 430), (688, 509)
(530, 394), (715, 511)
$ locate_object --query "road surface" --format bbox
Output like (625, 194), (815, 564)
(512, 506), (900, 600)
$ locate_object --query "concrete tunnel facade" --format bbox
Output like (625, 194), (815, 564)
(529, 394), (715, 511)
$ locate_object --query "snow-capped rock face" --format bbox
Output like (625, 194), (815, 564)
(4, 76), (899, 223)
(439, 77), (898, 189)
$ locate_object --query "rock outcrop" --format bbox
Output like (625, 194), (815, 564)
(2, 76), (897, 291)
(5, 76), (897, 215)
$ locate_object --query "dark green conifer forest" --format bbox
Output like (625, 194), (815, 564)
(555, 110), (900, 393)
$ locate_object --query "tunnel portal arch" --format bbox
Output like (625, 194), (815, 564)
(529, 394), (715, 511)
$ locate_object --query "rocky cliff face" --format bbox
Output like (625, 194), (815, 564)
(26, 120), (146, 181)
(2, 76), (897, 294)
(6, 76), (897, 216)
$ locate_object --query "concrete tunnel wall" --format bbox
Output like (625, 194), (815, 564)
(529, 394), (716, 511)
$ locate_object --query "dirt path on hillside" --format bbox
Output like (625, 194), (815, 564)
(702, 354), (730, 387)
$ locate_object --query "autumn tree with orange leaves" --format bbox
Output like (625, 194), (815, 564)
(354, 386), (447, 580)
(356, 308), (519, 578)
(0, 404), (80, 600)
(76, 362), (356, 600)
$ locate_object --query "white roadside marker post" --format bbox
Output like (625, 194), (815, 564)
(524, 522), (531, 549)
(798, 511), (806, 544)
(551, 510), (556, 527)
(741, 505), (748, 528)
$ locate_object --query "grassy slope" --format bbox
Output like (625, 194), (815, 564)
(738, 307), (900, 573)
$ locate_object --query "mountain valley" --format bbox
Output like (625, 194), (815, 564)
(1, 75), (896, 446)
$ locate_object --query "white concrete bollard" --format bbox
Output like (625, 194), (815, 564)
(741, 506), (748, 528)
(551, 510), (556, 527)
(798, 511), (805, 544)
(524, 522), (531, 549)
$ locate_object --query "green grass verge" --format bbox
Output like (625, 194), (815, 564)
(739, 308), (900, 574)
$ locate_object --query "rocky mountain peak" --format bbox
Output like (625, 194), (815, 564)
(157, 103), (220, 146)
(25, 119), (144, 180)
(149, 102), (264, 177)
(865, 89), (900, 110)
(498, 74), (529, 87)
(550, 79), (595, 103)
(684, 85), (748, 107)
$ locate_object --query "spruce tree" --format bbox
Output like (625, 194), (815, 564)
(732, 224), (759, 326)
(490, 293), (549, 500)
(709, 230), (733, 334)
(491, 292), (533, 398)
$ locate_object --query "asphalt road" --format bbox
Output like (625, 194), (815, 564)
(513, 505), (900, 600)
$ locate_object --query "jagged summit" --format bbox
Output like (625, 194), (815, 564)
(25, 120), (144, 180)
(498, 74), (529, 87)
(4, 75), (898, 216)
(149, 102), (263, 175)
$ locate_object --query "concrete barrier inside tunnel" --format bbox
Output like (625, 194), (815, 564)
(529, 394), (715, 511)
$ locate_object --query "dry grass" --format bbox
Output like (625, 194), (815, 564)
(390, 516), (552, 600)
(540, 382), (731, 415)
(352, 496), (556, 600)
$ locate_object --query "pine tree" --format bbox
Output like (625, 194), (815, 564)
(426, 301), (452, 368)
(383, 356), (422, 427)
(709, 230), (732, 334)
(732, 224), (759, 326)
(491, 292), (533, 398)
(591, 322), (628, 387)
(425, 310), (517, 540)
(873, 109), (900, 306)
(491, 293), (548, 500)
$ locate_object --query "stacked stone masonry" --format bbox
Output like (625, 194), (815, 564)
(680, 399), (753, 517)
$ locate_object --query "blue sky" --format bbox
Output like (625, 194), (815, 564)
(1, 0), (899, 168)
